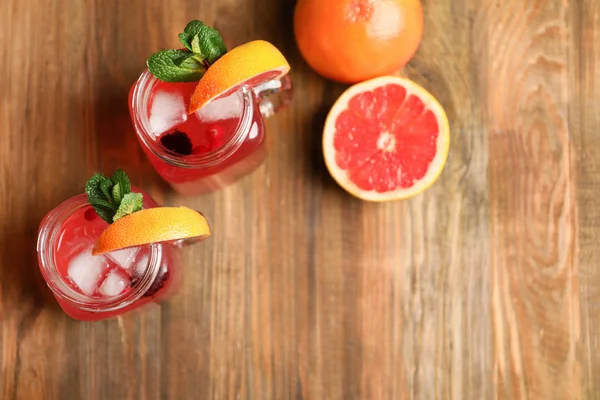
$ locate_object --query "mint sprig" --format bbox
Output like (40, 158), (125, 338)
(147, 20), (227, 82)
(112, 193), (143, 221)
(85, 170), (143, 223)
(178, 20), (227, 65)
(147, 50), (207, 83)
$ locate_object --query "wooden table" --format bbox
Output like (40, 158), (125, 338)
(1, 0), (599, 399)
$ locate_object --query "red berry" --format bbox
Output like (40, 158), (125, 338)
(160, 131), (192, 155)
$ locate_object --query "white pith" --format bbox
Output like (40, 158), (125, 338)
(376, 131), (396, 152)
(322, 76), (450, 202)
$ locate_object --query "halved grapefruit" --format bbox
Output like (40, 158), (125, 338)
(323, 76), (450, 202)
(189, 40), (290, 113)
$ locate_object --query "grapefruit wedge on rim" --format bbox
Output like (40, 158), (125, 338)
(323, 76), (450, 202)
(91, 207), (211, 255)
(189, 40), (290, 114)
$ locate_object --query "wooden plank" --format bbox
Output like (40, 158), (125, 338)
(392, 0), (492, 397)
(572, 0), (600, 398)
(486, 0), (581, 398)
(0, 0), (89, 399)
(0, 0), (177, 398)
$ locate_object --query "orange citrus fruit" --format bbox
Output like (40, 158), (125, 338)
(189, 40), (290, 114)
(294, 0), (423, 84)
(323, 76), (449, 202)
(91, 207), (211, 255)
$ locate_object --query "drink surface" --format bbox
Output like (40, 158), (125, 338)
(149, 80), (240, 154)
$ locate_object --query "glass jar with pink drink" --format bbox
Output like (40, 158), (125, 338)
(36, 171), (210, 321)
(129, 20), (293, 195)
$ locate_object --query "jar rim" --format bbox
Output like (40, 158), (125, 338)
(36, 194), (162, 312)
(130, 69), (254, 168)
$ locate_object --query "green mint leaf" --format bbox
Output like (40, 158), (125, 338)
(175, 53), (204, 71)
(85, 174), (113, 206)
(178, 32), (194, 51)
(147, 49), (206, 82)
(180, 20), (227, 64)
(88, 191), (118, 224)
(191, 24), (227, 64)
(110, 169), (130, 203)
(180, 21), (206, 52)
(111, 169), (130, 197)
(100, 179), (114, 203)
(198, 30), (227, 64)
(182, 20), (206, 36)
(86, 173), (118, 224)
(91, 198), (116, 211)
(190, 35), (202, 55)
(113, 193), (144, 222)
(112, 183), (123, 204)
(92, 204), (117, 224)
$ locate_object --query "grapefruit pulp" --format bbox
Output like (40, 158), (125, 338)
(323, 76), (449, 202)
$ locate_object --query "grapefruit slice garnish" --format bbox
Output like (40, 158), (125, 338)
(189, 40), (290, 114)
(323, 76), (450, 202)
(91, 207), (211, 255)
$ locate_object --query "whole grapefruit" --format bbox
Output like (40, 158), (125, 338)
(293, 0), (423, 84)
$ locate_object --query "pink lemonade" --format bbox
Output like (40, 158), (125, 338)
(37, 189), (179, 321)
(129, 72), (267, 195)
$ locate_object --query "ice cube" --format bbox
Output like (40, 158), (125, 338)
(132, 254), (150, 277)
(194, 92), (242, 122)
(67, 247), (108, 296)
(149, 90), (187, 135)
(106, 247), (139, 271)
(99, 268), (130, 297)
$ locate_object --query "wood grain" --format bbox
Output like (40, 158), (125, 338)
(0, 0), (598, 399)
(573, 0), (600, 398)
(487, 1), (581, 398)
